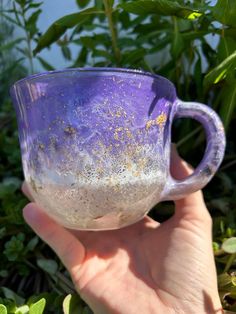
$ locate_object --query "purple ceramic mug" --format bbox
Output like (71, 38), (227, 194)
(10, 68), (225, 230)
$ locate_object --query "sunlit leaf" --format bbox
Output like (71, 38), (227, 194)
(204, 51), (236, 89)
(120, 0), (203, 19)
(0, 305), (7, 314)
(16, 305), (29, 314)
(29, 298), (46, 314)
(63, 294), (84, 314)
(222, 237), (236, 253)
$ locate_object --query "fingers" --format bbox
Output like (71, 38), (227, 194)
(170, 144), (211, 223)
(23, 203), (85, 275)
(22, 181), (34, 201)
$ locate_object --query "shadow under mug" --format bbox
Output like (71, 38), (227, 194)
(10, 68), (226, 230)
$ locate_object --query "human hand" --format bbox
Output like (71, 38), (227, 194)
(22, 147), (223, 314)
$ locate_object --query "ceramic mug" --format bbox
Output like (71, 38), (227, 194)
(10, 68), (226, 230)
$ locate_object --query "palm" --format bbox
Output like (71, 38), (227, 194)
(68, 212), (217, 314)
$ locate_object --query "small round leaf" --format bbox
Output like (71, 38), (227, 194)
(222, 237), (236, 254)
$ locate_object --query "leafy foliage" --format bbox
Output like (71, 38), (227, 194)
(0, 0), (236, 312)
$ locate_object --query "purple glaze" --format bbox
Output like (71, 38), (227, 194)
(10, 68), (226, 230)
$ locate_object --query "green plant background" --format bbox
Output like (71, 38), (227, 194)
(0, 0), (236, 313)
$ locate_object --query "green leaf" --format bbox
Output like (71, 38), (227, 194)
(76, 0), (90, 8)
(222, 237), (236, 253)
(0, 305), (7, 314)
(36, 56), (55, 71)
(0, 270), (8, 278)
(29, 298), (46, 314)
(80, 36), (95, 49)
(15, 305), (29, 314)
(219, 78), (236, 130)
(34, 8), (104, 54)
(204, 51), (236, 89)
(122, 48), (146, 65)
(0, 287), (25, 306)
(4, 233), (25, 261)
(63, 294), (84, 314)
(120, 0), (203, 20)
(170, 18), (185, 59)
(0, 38), (25, 52)
(213, 0), (236, 27)
(27, 9), (41, 26)
(26, 236), (39, 251)
(218, 273), (232, 288)
(218, 36), (236, 61)
(37, 259), (58, 275)
(0, 177), (21, 198)
(61, 46), (72, 60)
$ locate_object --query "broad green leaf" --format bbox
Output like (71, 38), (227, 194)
(222, 237), (236, 253)
(213, 0), (236, 27)
(0, 305), (7, 314)
(76, 0), (90, 8)
(37, 259), (58, 275)
(29, 298), (46, 314)
(120, 0), (203, 20)
(37, 56), (55, 71)
(204, 51), (236, 89)
(34, 8), (104, 54)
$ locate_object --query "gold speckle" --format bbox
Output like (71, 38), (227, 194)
(64, 126), (76, 135)
(145, 113), (167, 131)
(156, 113), (167, 126)
(145, 120), (155, 130)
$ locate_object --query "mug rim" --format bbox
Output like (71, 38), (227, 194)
(11, 67), (175, 90)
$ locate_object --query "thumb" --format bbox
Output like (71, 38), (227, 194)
(170, 144), (212, 224)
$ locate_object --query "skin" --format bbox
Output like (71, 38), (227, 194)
(22, 147), (223, 314)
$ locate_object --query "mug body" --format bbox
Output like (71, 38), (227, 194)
(11, 68), (176, 230)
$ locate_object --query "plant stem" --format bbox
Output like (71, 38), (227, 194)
(224, 253), (236, 273)
(103, 0), (121, 65)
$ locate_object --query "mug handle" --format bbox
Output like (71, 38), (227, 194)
(160, 100), (226, 201)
